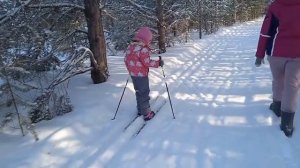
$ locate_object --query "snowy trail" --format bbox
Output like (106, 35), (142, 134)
(105, 21), (300, 168)
(2, 19), (300, 168)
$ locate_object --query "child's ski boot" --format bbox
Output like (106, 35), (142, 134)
(144, 111), (155, 121)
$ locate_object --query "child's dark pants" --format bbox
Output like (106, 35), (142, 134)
(131, 76), (151, 115)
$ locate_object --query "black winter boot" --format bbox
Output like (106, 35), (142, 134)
(269, 101), (281, 117)
(280, 112), (295, 137)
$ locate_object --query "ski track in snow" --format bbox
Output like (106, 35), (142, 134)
(89, 96), (167, 168)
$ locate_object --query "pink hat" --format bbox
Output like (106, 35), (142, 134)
(133, 27), (153, 45)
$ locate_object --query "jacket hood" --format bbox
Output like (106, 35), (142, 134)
(133, 27), (153, 45)
(276, 0), (300, 5)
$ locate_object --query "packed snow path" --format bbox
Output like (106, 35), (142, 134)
(1, 19), (300, 168)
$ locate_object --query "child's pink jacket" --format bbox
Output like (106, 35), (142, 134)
(124, 42), (159, 77)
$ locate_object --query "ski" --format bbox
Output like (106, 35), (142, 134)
(134, 99), (167, 137)
(123, 115), (140, 131)
(123, 91), (163, 131)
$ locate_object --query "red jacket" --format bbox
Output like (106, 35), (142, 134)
(124, 42), (159, 77)
(256, 0), (300, 59)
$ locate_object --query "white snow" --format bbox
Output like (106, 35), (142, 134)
(0, 79), (4, 85)
(1, 18), (300, 168)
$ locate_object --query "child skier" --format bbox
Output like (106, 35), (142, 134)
(124, 26), (164, 121)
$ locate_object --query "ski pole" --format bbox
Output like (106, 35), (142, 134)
(112, 77), (129, 120)
(159, 56), (175, 119)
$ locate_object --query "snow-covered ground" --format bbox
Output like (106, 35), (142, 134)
(1, 18), (300, 168)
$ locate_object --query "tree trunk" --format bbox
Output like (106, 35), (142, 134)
(203, 15), (208, 34)
(84, 0), (108, 84)
(156, 0), (166, 53)
(197, 0), (203, 39)
(233, 0), (237, 23)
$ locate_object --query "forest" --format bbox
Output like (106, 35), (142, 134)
(0, 0), (267, 139)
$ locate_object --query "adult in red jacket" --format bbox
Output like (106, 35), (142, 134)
(255, 0), (300, 137)
(124, 27), (163, 121)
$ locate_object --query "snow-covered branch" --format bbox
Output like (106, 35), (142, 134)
(48, 47), (95, 89)
(125, 0), (156, 18)
(126, 0), (155, 13)
(27, 3), (84, 10)
(0, 0), (33, 25)
(121, 7), (157, 22)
